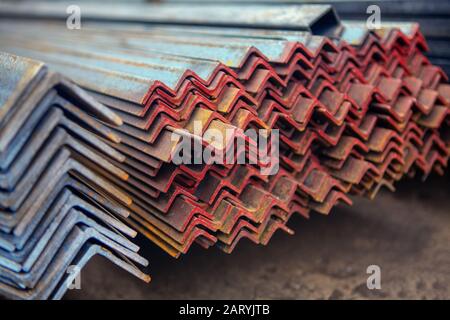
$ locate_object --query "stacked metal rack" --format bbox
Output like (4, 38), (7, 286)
(0, 1), (448, 299)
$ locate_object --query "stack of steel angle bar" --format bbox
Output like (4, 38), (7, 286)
(0, 53), (150, 299)
(0, 2), (449, 299)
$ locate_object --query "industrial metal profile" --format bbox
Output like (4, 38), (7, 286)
(0, 1), (448, 300)
(166, 0), (450, 76)
(0, 52), (150, 300)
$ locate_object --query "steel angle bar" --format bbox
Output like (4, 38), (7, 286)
(0, 228), (84, 300)
(49, 243), (151, 300)
(0, 126), (127, 211)
(0, 53), (121, 152)
(0, 173), (131, 254)
(0, 90), (58, 172)
(0, 88), (120, 174)
(0, 106), (124, 191)
(217, 208), (295, 253)
(98, 137), (164, 176)
(0, 148), (131, 234)
(0, 188), (135, 273)
(128, 212), (217, 257)
(0, 226), (148, 300)
(0, 52), (46, 125)
(0, 206), (139, 289)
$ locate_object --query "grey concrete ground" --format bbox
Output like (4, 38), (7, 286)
(65, 174), (450, 300)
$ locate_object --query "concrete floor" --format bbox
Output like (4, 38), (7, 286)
(65, 174), (450, 300)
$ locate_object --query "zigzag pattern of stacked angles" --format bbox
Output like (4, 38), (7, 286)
(167, 0), (450, 76)
(0, 3), (448, 299)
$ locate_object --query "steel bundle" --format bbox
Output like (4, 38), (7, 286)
(0, 1), (448, 300)
(0, 52), (150, 299)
